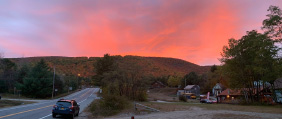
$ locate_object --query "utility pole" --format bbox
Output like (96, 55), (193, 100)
(52, 66), (55, 99)
(185, 78), (186, 87)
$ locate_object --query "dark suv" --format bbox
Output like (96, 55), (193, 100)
(52, 99), (80, 119)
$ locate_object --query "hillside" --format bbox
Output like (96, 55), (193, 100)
(9, 56), (211, 78)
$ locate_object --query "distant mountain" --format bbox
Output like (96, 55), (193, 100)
(9, 56), (211, 77)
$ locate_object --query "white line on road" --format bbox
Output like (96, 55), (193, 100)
(38, 114), (52, 119)
(38, 88), (98, 119)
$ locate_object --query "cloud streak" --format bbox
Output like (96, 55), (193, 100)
(0, 0), (281, 65)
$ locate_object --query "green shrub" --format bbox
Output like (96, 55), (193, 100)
(179, 95), (187, 102)
(89, 95), (130, 117)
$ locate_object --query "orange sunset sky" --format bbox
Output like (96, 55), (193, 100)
(0, 0), (281, 65)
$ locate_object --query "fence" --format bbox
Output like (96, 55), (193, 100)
(134, 102), (160, 112)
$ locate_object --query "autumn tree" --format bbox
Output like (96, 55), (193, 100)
(94, 54), (148, 101)
(168, 75), (181, 87)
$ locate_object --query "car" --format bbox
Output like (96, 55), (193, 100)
(209, 97), (217, 103)
(200, 99), (212, 104)
(52, 99), (80, 119)
(183, 93), (197, 99)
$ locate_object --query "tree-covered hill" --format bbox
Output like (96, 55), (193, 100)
(8, 55), (210, 78)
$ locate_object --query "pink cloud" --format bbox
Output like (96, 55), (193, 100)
(0, 0), (281, 65)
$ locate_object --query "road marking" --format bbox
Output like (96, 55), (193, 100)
(78, 88), (97, 104)
(80, 89), (92, 98)
(65, 88), (89, 99)
(0, 105), (53, 119)
(38, 88), (99, 119)
(38, 114), (52, 119)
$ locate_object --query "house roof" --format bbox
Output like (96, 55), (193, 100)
(184, 85), (198, 90)
(218, 87), (266, 96)
(218, 88), (242, 96)
(151, 81), (166, 87)
(274, 78), (282, 89)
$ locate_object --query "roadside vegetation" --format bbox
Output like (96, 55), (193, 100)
(89, 95), (131, 117)
(90, 54), (150, 117)
(0, 57), (87, 99)
(0, 100), (35, 109)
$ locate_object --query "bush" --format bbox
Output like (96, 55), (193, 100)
(179, 95), (187, 102)
(136, 91), (147, 101)
(89, 95), (130, 117)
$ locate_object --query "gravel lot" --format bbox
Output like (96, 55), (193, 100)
(104, 106), (282, 119)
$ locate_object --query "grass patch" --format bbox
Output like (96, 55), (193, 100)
(212, 113), (262, 119)
(1, 93), (30, 99)
(139, 102), (282, 114)
(0, 100), (35, 108)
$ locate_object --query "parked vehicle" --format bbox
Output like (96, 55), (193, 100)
(200, 99), (212, 104)
(199, 95), (207, 100)
(209, 97), (217, 103)
(183, 93), (197, 99)
(52, 99), (80, 119)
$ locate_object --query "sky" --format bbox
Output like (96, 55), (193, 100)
(0, 0), (281, 65)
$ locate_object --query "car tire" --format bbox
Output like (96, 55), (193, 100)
(52, 113), (56, 118)
(76, 111), (79, 116)
(70, 114), (74, 119)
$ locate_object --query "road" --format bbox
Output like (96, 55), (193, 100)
(0, 88), (99, 119)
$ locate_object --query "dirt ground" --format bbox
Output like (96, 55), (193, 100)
(103, 104), (282, 119)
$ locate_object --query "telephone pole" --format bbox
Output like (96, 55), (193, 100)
(52, 66), (55, 99)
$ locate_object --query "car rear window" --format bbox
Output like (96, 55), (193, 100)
(56, 101), (71, 107)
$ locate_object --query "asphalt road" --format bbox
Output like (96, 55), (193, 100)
(0, 88), (99, 119)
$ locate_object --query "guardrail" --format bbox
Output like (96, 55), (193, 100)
(134, 102), (160, 112)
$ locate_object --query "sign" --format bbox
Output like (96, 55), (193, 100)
(69, 87), (72, 90)
(55, 89), (58, 92)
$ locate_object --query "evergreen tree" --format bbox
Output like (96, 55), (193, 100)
(22, 59), (53, 98)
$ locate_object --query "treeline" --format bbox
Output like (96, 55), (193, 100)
(0, 58), (88, 98)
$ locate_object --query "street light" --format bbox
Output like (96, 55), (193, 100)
(77, 74), (80, 89)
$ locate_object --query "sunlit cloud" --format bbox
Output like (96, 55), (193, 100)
(0, 0), (281, 65)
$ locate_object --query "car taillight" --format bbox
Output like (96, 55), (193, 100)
(53, 105), (58, 109)
(69, 106), (74, 111)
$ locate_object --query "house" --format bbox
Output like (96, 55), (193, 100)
(217, 87), (272, 103)
(184, 85), (200, 96)
(274, 78), (282, 103)
(212, 83), (225, 96)
(217, 88), (242, 103)
(151, 81), (166, 88)
(177, 90), (184, 96)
